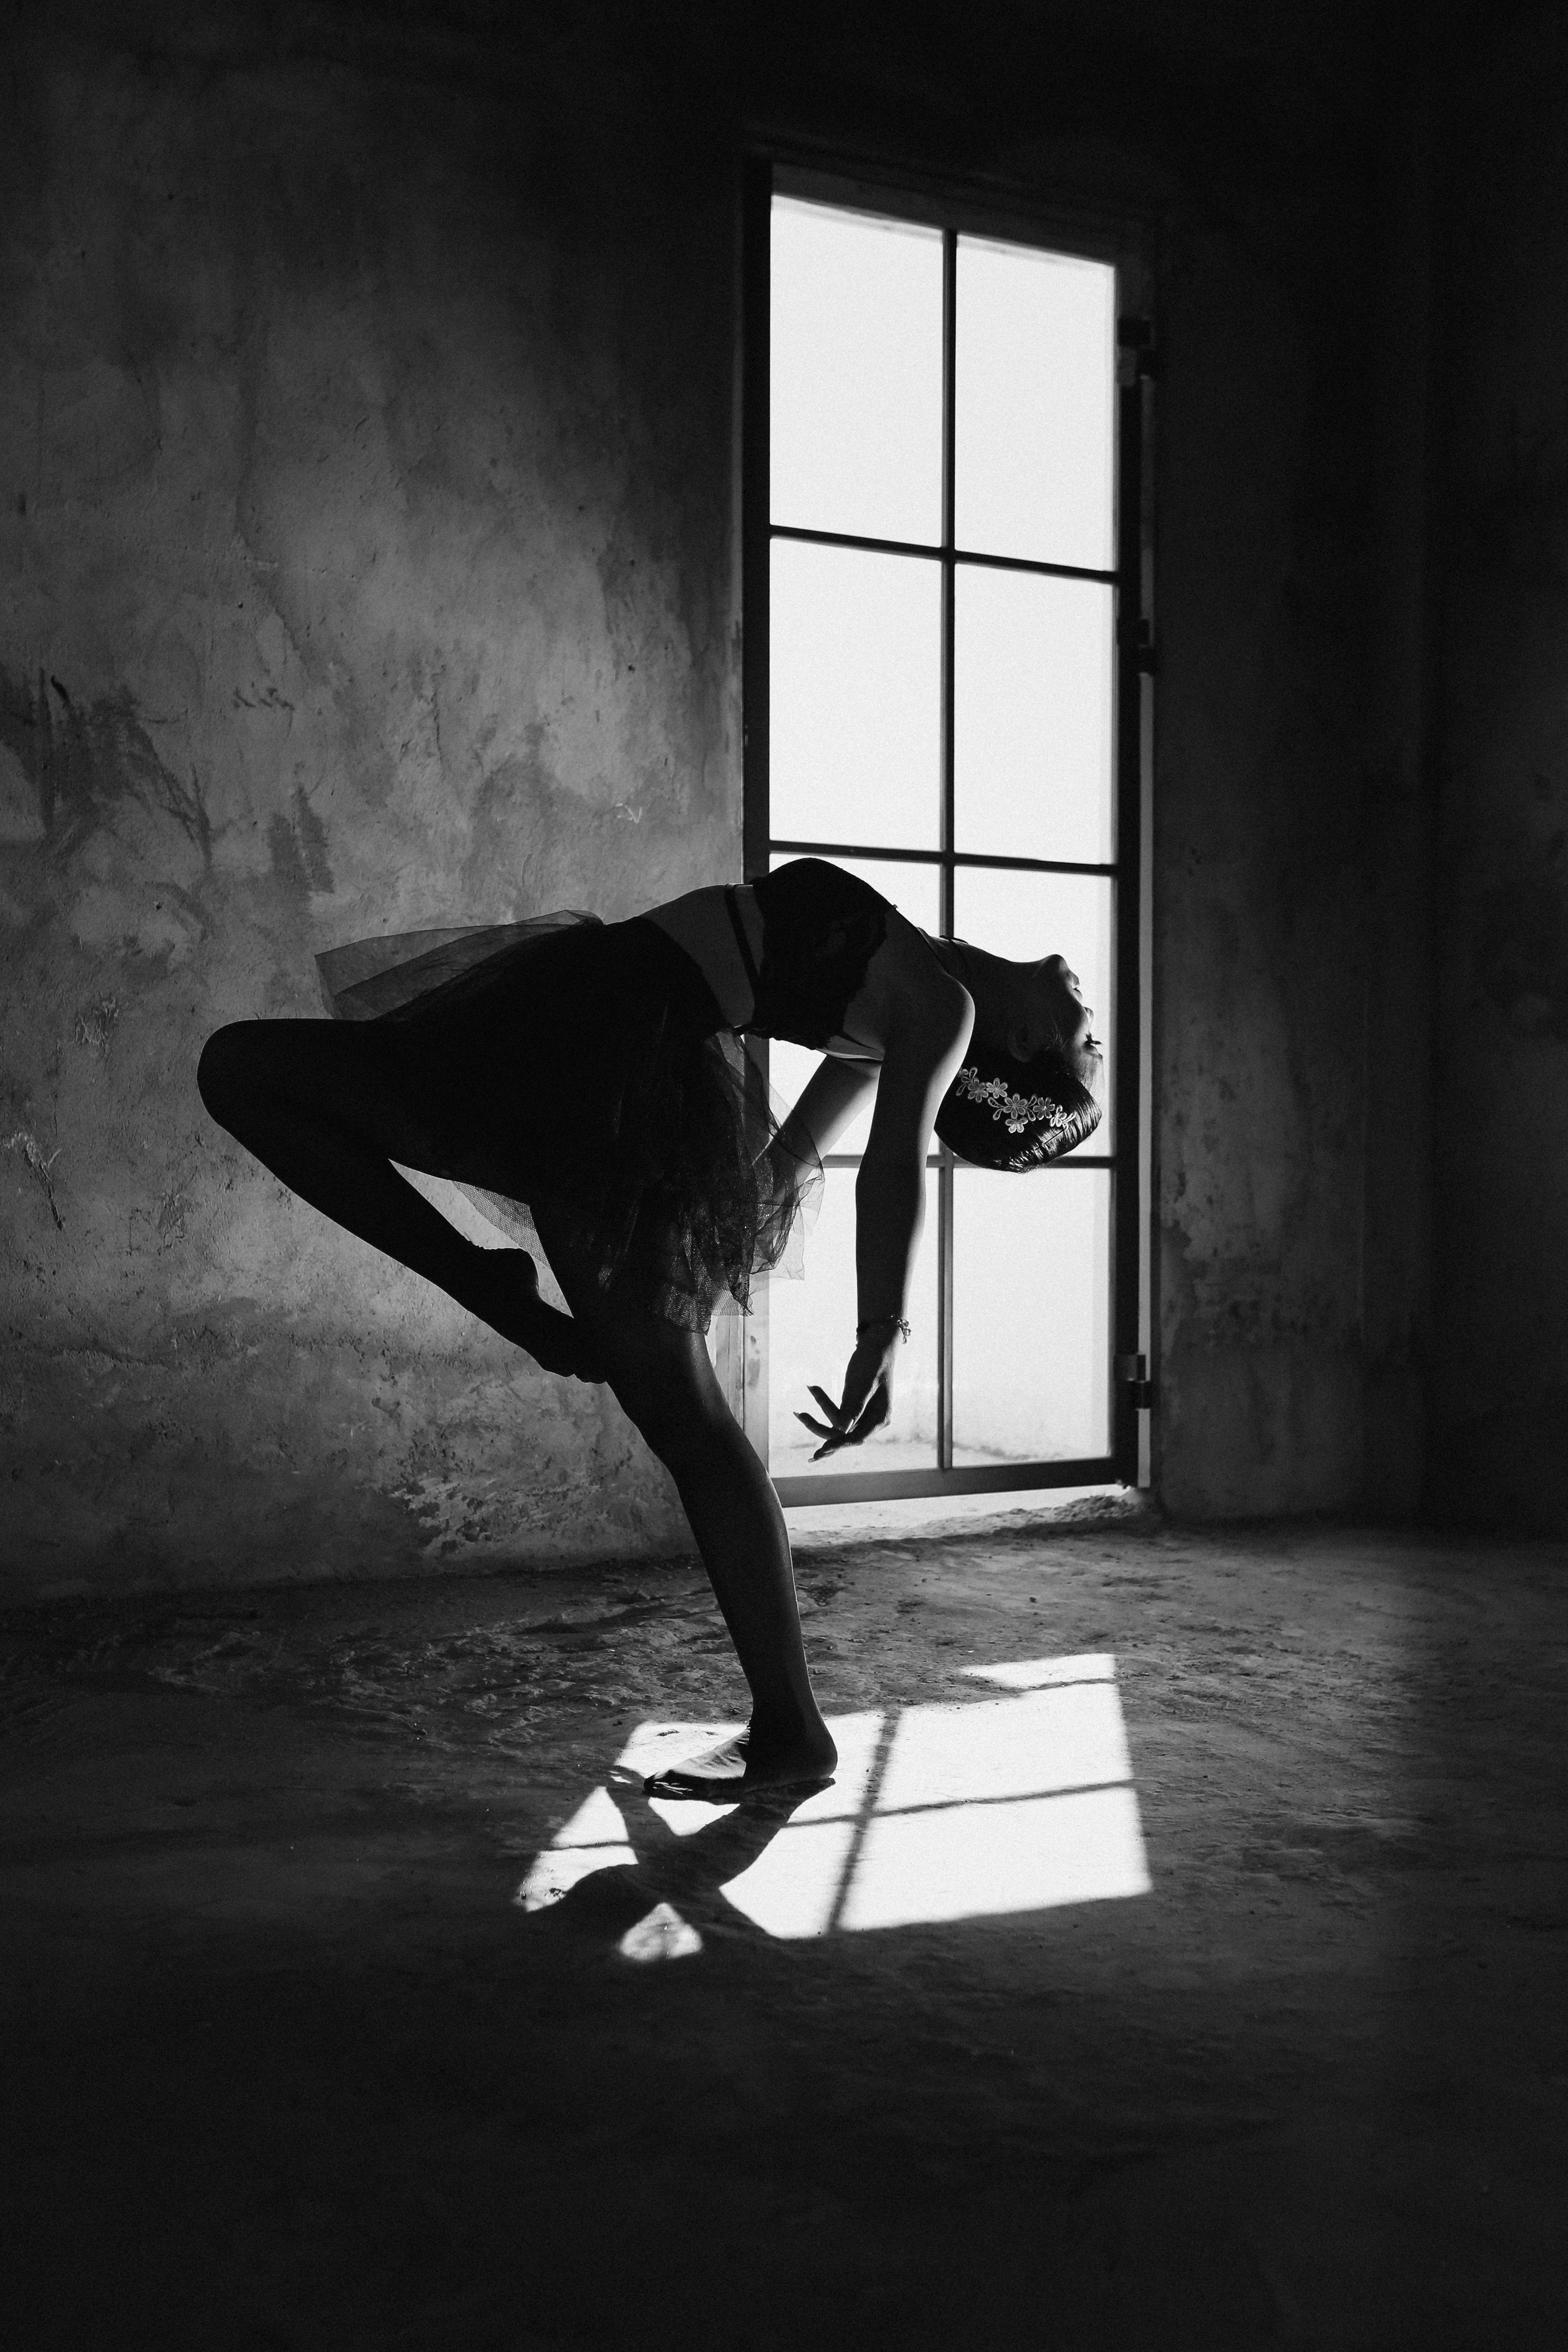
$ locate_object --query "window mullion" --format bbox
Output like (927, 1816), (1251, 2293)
(773, 519), (1116, 587)
(937, 224), (957, 1475)
(1112, 314), (1148, 1481)
(941, 225), (957, 931)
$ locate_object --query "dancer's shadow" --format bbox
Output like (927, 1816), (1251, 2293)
(521, 1773), (815, 1952)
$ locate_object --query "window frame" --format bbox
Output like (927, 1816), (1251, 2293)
(741, 154), (1154, 1505)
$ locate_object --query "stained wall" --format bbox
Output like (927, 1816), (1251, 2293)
(0, 0), (1445, 1595)
(1428, 6), (1568, 1531)
(0, 4), (743, 1593)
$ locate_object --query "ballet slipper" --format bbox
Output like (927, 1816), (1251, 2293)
(644, 1730), (836, 1803)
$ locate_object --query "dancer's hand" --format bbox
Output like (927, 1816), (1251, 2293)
(523, 1289), (608, 1384)
(522, 1266), (610, 1386)
(796, 1329), (899, 1460)
(563, 1320), (610, 1385)
(530, 1307), (608, 1385)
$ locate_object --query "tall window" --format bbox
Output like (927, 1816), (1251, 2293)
(741, 163), (1151, 1505)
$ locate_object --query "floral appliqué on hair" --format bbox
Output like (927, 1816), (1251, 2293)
(954, 1066), (1072, 1137)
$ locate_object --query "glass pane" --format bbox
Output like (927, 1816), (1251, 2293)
(770, 540), (941, 851)
(955, 238), (1115, 571)
(954, 568), (1114, 866)
(953, 866), (1114, 1153)
(768, 1166), (939, 1481)
(952, 1167), (1111, 1464)
(771, 198), (943, 544)
(766, 857), (941, 1160)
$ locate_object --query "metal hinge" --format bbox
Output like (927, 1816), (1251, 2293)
(1116, 316), (1158, 383)
(1116, 1353), (1155, 1410)
(1116, 615), (1157, 675)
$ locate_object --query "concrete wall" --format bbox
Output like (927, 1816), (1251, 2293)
(1151, 156), (1387, 1517)
(1428, 6), (1568, 1531)
(0, 3), (743, 1594)
(0, 0), (1443, 1596)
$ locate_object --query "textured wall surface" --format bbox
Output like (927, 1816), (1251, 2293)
(1152, 207), (1379, 1516)
(1, 0), (1444, 1595)
(1429, 9), (1568, 1530)
(0, 5), (742, 1594)
(1151, 66), (1440, 1519)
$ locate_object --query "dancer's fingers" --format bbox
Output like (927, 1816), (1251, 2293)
(820, 1380), (891, 1456)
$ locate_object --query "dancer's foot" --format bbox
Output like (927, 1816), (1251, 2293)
(462, 1249), (605, 1381)
(644, 1720), (838, 1803)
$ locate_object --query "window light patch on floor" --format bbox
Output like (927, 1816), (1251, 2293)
(516, 1658), (1150, 1944)
(516, 1782), (638, 1913)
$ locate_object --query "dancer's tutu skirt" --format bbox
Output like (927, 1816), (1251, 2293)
(316, 912), (818, 1332)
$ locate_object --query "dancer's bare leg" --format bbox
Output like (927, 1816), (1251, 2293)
(199, 1019), (832, 1793)
(533, 1210), (836, 1798)
(618, 1346), (838, 1797)
(196, 1021), (599, 1376)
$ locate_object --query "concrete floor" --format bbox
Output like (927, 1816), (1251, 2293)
(2, 1517), (1565, 2350)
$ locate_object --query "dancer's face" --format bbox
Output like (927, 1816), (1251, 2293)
(1009, 955), (1097, 1068)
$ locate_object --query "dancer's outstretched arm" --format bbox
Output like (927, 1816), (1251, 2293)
(799, 976), (973, 1459)
(774, 1055), (878, 1163)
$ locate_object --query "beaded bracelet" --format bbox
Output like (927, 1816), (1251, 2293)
(857, 1314), (912, 1344)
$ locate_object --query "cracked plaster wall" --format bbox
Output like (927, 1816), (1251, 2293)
(0, 6), (740, 1596)
(1, 0), (1446, 1594)
(1147, 78), (1436, 1520)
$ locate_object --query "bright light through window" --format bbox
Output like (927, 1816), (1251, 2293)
(757, 182), (1136, 1500)
(516, 1655), (1150, 1955)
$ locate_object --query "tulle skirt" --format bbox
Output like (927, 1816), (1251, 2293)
(316, 912), (820, 1333)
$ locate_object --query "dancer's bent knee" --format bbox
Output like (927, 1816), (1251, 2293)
(198, 1019), (390, 1137)
(196, 1020), (282, 1133)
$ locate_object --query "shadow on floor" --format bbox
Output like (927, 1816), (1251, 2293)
(2, 1520), (1565, 2348)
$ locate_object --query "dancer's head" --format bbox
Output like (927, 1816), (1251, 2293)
(935, 944), (1104, 1170)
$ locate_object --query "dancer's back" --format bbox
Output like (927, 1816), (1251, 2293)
(643, 857), (961, 1067)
